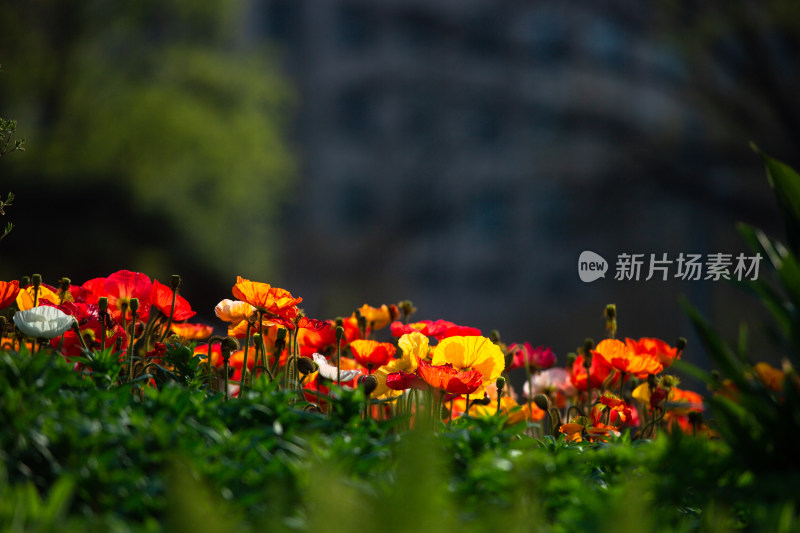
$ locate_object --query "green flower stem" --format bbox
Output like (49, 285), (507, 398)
(127, 309), (138, 383)
(158, 288), (179, 343)
(240, 320), (252, 395)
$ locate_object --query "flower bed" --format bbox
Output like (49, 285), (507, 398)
(1, 150), (800, 531)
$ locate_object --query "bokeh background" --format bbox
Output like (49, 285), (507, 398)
(2, 0), (798, 369)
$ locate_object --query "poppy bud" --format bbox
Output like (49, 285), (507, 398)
(496, 376), (505, 392)
(567, 352), (577, 366)
(276, 327), (288, 342)
(388, 304), (400, 321)
(359, 375), (378, 396)
(252, 333), (264, 349)
(490, 330), (501, 343)
(605, 304), (616, 320)
(31, 274), (41, 287)
(676, 337), (687, 351)
(647, 373), (657, 389)
(533, 394), (550, 411)
(335, 317), (344, 328)
(297, 356), (317, 376)
(129, 298), (139, 313)
(688, 410), (703, 426)
(98, 297), (108, 313)
(661, 375), (679, 388)
(20, 276), (30, 287)
(221, 336), (239, 352)
(399, 300), (416, 318)
(59, 277), (71, 291)
(335, 325), (344, 341)
(170, 274), (182, 290)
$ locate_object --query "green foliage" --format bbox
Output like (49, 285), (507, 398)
(677, 149), (800, 521)
(3, 348), (800, 532)
(0, 0), (295, 277)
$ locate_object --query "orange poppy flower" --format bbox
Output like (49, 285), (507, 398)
(349, 339), (396, 369)
(416, 358), (483, 395)
(231, 277), (302, 320)
(430, 335), (505, 399)
(625, 337), (679, 368)
(355, 304), (397, 330)
(150, 280), (195, 321)
(593, 338), (663, 379)
(16, 284), (60, 311)
(0, 280), (20, 309)
(753, 362), (785, 392)
(170, 322), (214, 340)
(298, 321), (337, 357)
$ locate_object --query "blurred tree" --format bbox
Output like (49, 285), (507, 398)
(659, 0), (800, 168)
(0, 0), (295, 294)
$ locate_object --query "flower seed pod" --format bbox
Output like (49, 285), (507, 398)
(359, 375), (378, 396)
(31, 274), (42, 288)
(129, 298), (139, 313)
(98, 297), (108, 313)
(297, 356), (318, 376)
(496, 376), (506, 392)
(276, 327), (288, 342)
(170, 274), (182, 290)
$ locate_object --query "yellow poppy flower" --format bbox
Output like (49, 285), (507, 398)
(431, 335), (505, 399)
(372, 332), (429, 399)
(16, 284), (60, 311)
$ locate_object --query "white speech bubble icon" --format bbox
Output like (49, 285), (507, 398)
(578, 251), (608, 282)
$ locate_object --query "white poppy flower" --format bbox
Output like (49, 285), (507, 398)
(13, 306), (77, 339)
(312, 353), (362, 382)
(523, 367), (576, 398)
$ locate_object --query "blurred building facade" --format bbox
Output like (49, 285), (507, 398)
(245, 0), (781, 361)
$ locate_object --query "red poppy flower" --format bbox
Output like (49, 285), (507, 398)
(150, 280), (195, 321)
(416, 358), (483, 395)
(386, 371), (427, 391)
(569, 353), (615, 391)
(598, 394), (633, 424)
(0, 280), (20, 309)
(508, 342), (556, 370)
(103, 270), (153, 322)
(48, 302), (127, 358)
(79, 277), (108, 305)
(349, 339), (396, 369)
(390, 319), (481, 341)
(231, 276), (302, 320)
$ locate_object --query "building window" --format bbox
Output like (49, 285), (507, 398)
(338, 88), (374, 138)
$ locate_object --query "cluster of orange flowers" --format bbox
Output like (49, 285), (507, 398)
(2, 271), (789, 440)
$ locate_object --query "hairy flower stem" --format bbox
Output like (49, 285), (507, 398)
(240, 321), (252, 395)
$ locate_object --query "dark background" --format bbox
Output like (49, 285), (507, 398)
(2, 0), (798, 371)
